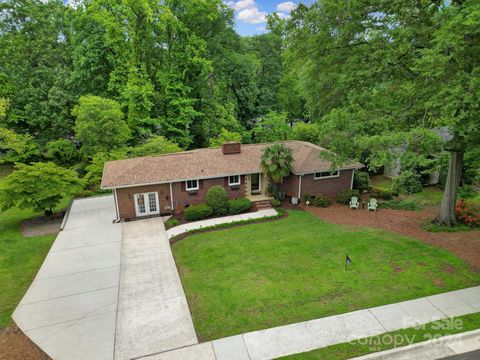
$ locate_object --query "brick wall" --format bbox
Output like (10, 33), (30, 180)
(116, 183), (171, 220)
(171, 176), (245, 212)
(115, 176), (246, 220)
(115, 171), (352, 220)
(299, 169), (353, 197)
(280, 174), (300, 198)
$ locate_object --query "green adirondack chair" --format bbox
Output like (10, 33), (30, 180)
(349, 196), (359, 210)
(368, 198), (378, 211)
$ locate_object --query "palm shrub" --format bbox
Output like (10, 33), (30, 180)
(206, 185), (229, 215)
(260, 144), (293, 193)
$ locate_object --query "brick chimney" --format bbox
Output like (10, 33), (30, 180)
(222, 142), (241, 155)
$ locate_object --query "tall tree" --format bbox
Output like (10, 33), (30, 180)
(73, 95), (131, 157)
(417, 0), (480, 225)
(0, 0), (73, 141)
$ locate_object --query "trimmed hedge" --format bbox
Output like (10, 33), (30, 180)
(337, 189), (360, 204)
(228, 197), (252, 215)
(206, 185), (229, 215)
(184, 204), (213, 221)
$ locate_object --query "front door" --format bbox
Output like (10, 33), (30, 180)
(251, 173), (261, 194)
(134, 192), (160, 217)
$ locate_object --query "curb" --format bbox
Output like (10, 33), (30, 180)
(350, 328), (480, 360)
(59, 199), (74, 231)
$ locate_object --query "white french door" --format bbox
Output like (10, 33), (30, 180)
(134, 192), (160, 217)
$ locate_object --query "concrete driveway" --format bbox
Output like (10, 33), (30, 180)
(13, 195), (197, 360)
(13, 196), (122, 360)
(115, 218), (197, 360)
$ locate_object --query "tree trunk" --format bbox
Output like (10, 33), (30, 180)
(434, 151), (463, 226)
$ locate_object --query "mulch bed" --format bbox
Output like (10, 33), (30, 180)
(21, 213), (63, 237)
(303, 203), (480, 271)
(0, 325), (50, 360)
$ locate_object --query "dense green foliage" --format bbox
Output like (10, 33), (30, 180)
(336, 189), (360, 205)
(0, 0), (478, 225)
(73, 95), (131, 157)
(227, 197), (251, 215)
(173, 211), (479, 340)
(206, 185), (229, 216)
(353, 171), (371, 192)
(0, 162), (83, 215)
(392, 171), (423, 196)
(312, 195), (331, 208)
(184, 203), (214, 221)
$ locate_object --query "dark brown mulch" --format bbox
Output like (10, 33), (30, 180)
(0, 325), (50, 360)
(303, 203), (480, 272)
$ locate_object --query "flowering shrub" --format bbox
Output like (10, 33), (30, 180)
(455, 200), (480, 227)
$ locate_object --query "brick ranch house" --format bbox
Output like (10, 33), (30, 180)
(101, 140), (363, 221)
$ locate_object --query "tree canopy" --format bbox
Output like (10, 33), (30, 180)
(0, 162), (83, 215)
(0, 0), (478, 225)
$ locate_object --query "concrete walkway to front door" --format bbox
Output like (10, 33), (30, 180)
(166, 208), (278, 239)
(115, 218), (198, 360)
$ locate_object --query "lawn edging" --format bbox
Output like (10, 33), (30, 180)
(169, 208), (287, 244)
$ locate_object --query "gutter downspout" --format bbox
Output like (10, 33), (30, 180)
(350, 169), (355, 190)
(113, 188), (121, 223)
(298, 174), (303, 199)
(169, 182), (174, 212)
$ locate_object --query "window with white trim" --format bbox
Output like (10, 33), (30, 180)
(314, 170), (339, 179)
(186, 179), (199, 191)
(228, 175), (240, 186)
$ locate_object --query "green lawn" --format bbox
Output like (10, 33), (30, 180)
(0, 206), (56, 327)
(0, 173), (58, 328)
(371, 175), (393, 191)
(173, 211), (479, 341)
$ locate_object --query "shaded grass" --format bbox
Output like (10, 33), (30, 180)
(371, 175), (393, 191)
(173, 211), (479, 341)
(411, 187), (444, 207)
(281, 312), (480, 359)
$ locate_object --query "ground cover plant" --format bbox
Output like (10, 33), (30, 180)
(173, 211), (479, 341)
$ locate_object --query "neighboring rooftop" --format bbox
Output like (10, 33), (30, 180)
(101, 140), (363, 189)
